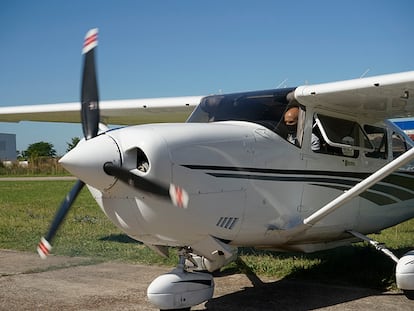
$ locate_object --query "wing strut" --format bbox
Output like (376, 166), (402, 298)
(289, 147), (414, 236)
(347, 230), (399, 263)
(305, 147), (414, 226)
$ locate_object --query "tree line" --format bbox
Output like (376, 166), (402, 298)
(1, 137), (81, 175)
(17, 137), (80, 160)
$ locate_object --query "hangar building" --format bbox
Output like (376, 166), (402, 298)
(0, 133), (17, 161)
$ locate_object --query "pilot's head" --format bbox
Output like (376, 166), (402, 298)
(284, 106), (299, 132)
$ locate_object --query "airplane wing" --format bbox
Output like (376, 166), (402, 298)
(2, 71), (414, 125)
(294, 71), (414, 121)
(0, 96), (204, 125)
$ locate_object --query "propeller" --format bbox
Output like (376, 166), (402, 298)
(37, 28), (189, 259)
(104, 162), (189, 209)
(37, 28), (100, 259)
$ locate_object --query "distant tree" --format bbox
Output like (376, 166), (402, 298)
(23, 141), (57, 159)
(66, 137), (81, 152)
(16, 150), (25, 161)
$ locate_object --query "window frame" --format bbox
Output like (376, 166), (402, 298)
(314, 113), (375, 154)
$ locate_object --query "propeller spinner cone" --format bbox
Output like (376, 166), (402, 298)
(60, 135), (121, 191)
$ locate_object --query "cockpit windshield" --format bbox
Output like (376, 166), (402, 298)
(187, 88), (295, 131)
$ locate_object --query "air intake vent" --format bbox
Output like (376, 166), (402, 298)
(216, 217), (238, 230)
(136, 148), (149, 172)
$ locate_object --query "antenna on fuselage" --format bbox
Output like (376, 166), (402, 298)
(276, 78), (288, 88)
(360, 68), (370, 78)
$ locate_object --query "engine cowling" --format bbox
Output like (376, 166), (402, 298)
(147, 268), (214, 309)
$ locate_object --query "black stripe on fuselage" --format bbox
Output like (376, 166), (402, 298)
(181, 164), (414, 206)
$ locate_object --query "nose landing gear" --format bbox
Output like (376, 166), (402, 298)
(147, 248), (215, 310)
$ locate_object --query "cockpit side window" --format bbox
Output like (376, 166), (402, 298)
(364, 125), (387, 159)
(313, 114), (374, 158)
(392, 132), (408, 159)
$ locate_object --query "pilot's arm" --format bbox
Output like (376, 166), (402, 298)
(311, 133), (320, 151)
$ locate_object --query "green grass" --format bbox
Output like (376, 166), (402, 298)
(1, 180), (413, 291)
(0, 181), (176, 266)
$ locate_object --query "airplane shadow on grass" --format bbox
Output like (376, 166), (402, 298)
(204, 246), (410, 311)
(99, 233), (141, 244)
(204, 276), (399, 311)
(99, 234), (410, 310)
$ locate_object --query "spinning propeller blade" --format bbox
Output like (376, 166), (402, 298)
(37, 180), (85, 258)
(81, 28), (99, 140)
(104, 162), (189, 209)
(37, 29), (100, 259)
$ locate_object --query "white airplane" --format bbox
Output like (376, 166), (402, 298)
(2, 28), (414, 310)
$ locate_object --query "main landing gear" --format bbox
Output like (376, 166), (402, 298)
(348, 230), (414, 300)
(147, 248), (215, 310)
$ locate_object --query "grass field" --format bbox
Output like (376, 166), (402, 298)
(1, 180), (413, 291)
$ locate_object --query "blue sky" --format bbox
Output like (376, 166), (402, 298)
(1, 0), (413, 155)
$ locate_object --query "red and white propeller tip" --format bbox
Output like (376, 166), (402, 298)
(37, 237), (52, 259)
(82, 28), (98, 55)
(169, 184), (189, 209)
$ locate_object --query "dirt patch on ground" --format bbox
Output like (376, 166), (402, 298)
(0, 249), (412, 310)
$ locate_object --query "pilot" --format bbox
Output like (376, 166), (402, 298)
(283, 106), (320, 151)
(284, 106), (300, 145)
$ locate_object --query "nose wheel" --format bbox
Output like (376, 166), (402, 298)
(147, 247), (215, 310)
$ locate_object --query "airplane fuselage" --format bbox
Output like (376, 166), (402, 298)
(73, 94), (414, 253)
